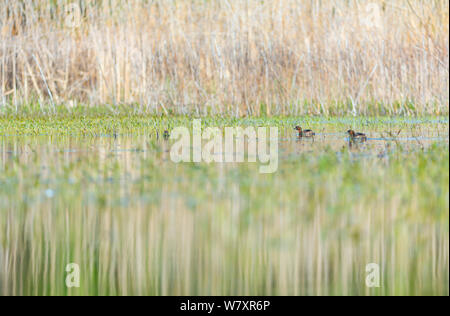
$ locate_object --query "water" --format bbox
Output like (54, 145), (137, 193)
(0, 120), (448, 295)
(1, 124), (448, 160)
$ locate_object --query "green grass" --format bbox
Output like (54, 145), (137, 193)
(0, 112), (448, 295)
(0, 105), (448, 136)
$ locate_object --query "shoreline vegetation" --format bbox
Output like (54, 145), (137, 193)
(0, 108), (448, 136)
(0, 0), (448, 116)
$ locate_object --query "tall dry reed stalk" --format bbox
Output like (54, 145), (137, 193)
(0, 0), (448, 115)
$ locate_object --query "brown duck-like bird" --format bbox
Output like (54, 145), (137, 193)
(294, 126), (315, 138)
(347, 129), (367, 142)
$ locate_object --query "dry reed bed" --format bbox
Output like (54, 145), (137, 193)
(0, 0), (449, 115)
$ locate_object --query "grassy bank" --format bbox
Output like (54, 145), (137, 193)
(0, 104), (448, 136)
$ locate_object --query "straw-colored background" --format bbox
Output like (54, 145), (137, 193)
(0, 0), (448, 115)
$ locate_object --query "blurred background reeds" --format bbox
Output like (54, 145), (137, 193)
(0, 0), (448, 116)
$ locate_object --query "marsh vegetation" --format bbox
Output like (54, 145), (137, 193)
(0, 0), (448, 297)
(0, 0), (448, 115)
